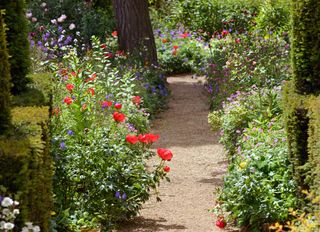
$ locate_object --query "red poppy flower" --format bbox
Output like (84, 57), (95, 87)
(66, 83), (74, 92)
(215, 219), (226, 229)
(157, 148), (173, 161)
(113, 112), (125, 122)
(64, 96), (73, 105)
(114, 103), (122, 109)
(87, 88), (95, 96)
(163, 166), (170, 172)
(102, 101), (113, 108)
(146, 133), (160, 143)
(100, 43), (107, 49)
(138, 134), (149, 143)
(126, 134), (138, 144)
(173, 45), (179, 50)
(132, 96), (141, 105)
(112, 31), (118, 37)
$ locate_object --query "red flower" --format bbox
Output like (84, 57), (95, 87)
(163, 166), (170, 172)
(114, 103), (122, 109)
(179, 32), (189, 38)
(132, 96), (141, 105)
(146, 133), (160, 143)
(112, 31), (118, 37)
(126, 135), (138, 144)
(71, 71), (77, 77)
(87, 88), (95, 96)
(221, 29), (229, 37)
(105, 52), (113, 58)
(116, 50), (125, 56)
(157, 148), (173, 161)
(102, 101), (113, 108)
(100, 44), (107, 49)
(138, 134), (149, 143)
(113, 112), (125, 122)
(173, 45), (179, 50)
(64, 96), (73, 105)
(66, 83), (74, 92)
(235, 38), (241, 44)
(215, 219), (226, 229)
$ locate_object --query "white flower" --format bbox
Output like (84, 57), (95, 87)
(22, 227), (29, 232)
(76, 31), (80, 36)
(0, 221), (5, 229)
(13, 201), (19, 206)
(13, 209), (20, 215)
(69, 23), (76, 30)
(2, 208), (10, 215)
(33, 225), (40, 232)
(26, 12), (32, 18)
(40, 2), (47, 7)
(61, 30), (66, 34)
(1, 197), (13, 207)
(51, 19), (57, 24)
(25, 222), (33, 229)
(57, 14), (67, 23)
(31, 17), (37, 22)
(4, 222), (14, 230)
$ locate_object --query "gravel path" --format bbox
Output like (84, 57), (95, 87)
(118, 75), (231, 232)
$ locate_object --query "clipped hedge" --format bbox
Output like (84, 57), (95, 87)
(283, 81), (320, 193)
(0, 106), (52, 231)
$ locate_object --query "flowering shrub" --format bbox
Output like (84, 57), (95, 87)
(50, 38), (172, 231)
(204, 30), (290, 109)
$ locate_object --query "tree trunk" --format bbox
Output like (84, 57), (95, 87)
(112, 0), (158, 65)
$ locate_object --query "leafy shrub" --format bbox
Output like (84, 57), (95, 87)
(204, 31), (290, 109)
(216, 118), (298, 231)
(50, 37), (171, 231)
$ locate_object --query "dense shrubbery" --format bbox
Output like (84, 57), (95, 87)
(49, 37), (170, 231)
(209, 88), (298, 230)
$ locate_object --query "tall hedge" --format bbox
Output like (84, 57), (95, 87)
(0, 0), (31, 94)
(0, 9), (12, 135)
(291, 0), (320, 95)
(284, 0), (320, 191)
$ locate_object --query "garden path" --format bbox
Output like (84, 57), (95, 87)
(118, 74), (233, 232)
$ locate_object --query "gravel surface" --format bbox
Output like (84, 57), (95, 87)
(118, 75), (234, 232)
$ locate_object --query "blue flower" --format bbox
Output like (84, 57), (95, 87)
(67, 130), (74, 136)
(122, 193), (127, 200)
(115, 191), (121, 199)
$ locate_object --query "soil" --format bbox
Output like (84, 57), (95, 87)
(118, 74), (235, 232)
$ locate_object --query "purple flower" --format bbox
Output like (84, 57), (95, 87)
(115, 191), (121, 199)
(67, 130), (74, 136)
(122, 193), (127, 200)
(60, 142), (66, 150)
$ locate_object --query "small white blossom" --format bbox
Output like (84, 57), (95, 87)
(69, 23), (76, 30)
(2, 208), (10, 215)
(13, 209), (20, 215)
(76, 31), (80, 36)
(22, 227), (29, 232)
(57, 14), (67, 23)
(61, 30), (66, 34)
(4, 222), (14, 230)
(13, 201), (19, 206)
(26, 12), (32, 18)
(1, 197), (13, 207)
(40, 2), (47, 7)
(51, 19), (57, 24)
(33, 225), (40, 232)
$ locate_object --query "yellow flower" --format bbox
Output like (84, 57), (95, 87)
(239, 161), (247, 169)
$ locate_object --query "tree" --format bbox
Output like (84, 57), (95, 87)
(0, 9), (12, 135)
(0, 0), (31, 94)
(112, 0), (158, 65)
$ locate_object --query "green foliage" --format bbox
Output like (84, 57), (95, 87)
(291, 0), (320, 94)
(217, 118), (298, 231)
(0, 10), (12, 135)
(283, 81), (320, 193)
(0, 106), (52, 232)
(0, 0), (31, 94)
